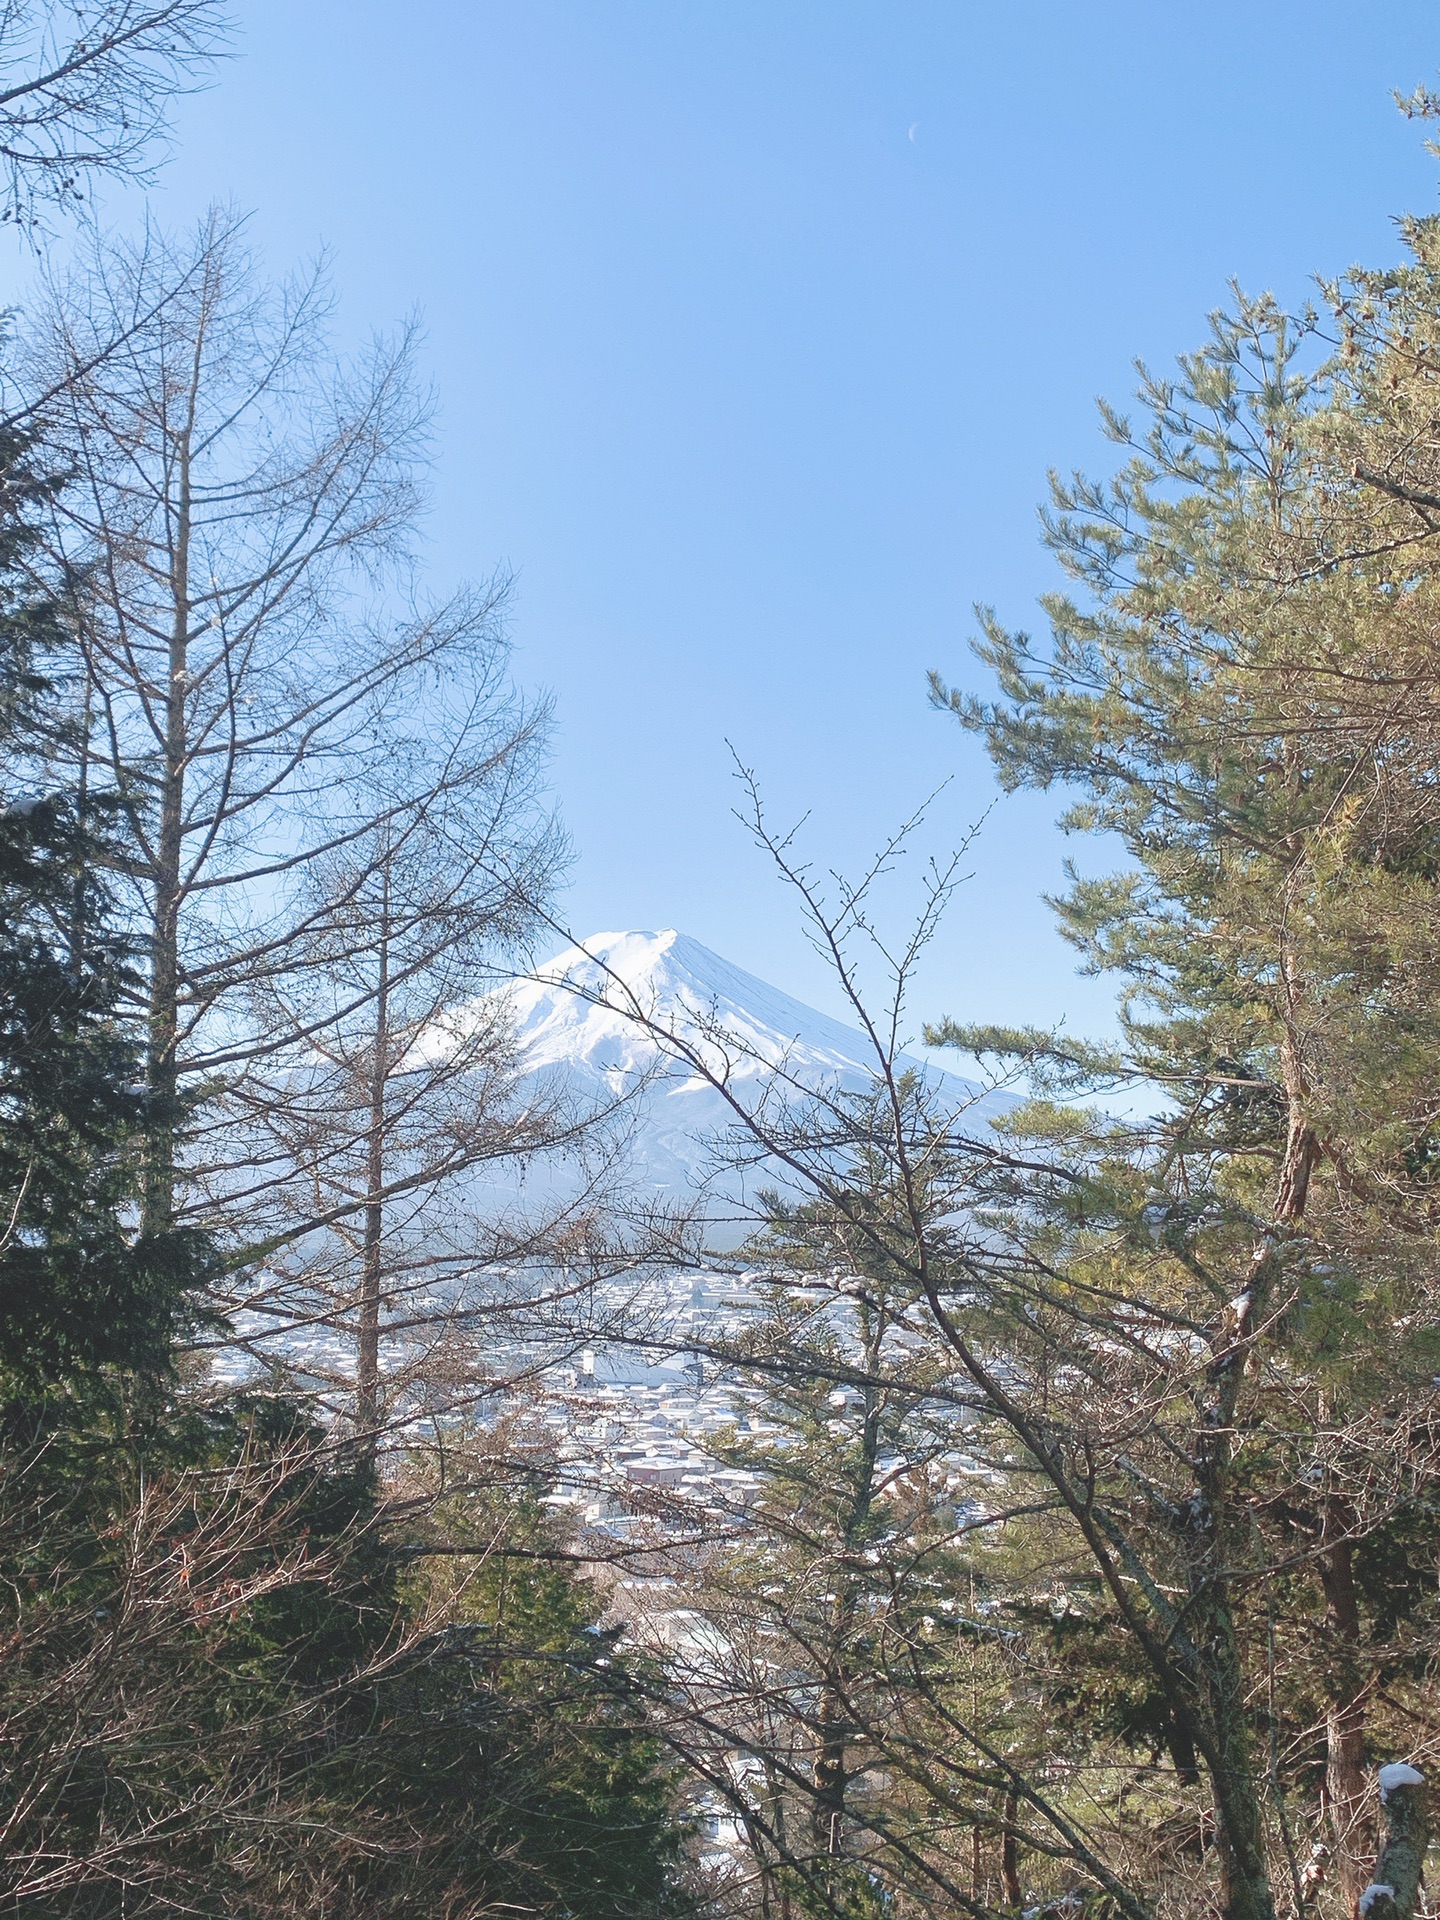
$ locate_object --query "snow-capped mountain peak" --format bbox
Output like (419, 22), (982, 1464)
(507, 928), (911, 1089)
(500, 931), (998, 1206)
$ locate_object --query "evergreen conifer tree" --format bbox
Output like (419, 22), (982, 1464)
(928, 268), (1440, 1918)
(0, 421), (206, 1387)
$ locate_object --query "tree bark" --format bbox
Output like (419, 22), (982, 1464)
(355, 876), (390, 1446)
(144, 365), (197, 1238)
(1196, 1576), (1278, 1920)
(812, 1673), (846, 1858)
(1002, 1791), (1021, 1907)
(1272, 1013), (1376, 1912)
(1318, 1507), (1370, 1909)
(1187, 1116), (1319, 1920)
(1362, 1769), (1427, 1920)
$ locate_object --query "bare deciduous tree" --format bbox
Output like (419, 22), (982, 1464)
(18, 209), (659, 1441)
(0, 1), (230, 229)
(234, 712), (605, 1441)
(22, 209), (506, 1230)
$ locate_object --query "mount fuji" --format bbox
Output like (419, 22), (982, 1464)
(500, 930), (1004, 1212)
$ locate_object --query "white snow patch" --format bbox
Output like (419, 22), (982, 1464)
(1378, 1762), (1425, 1801)
(1359, 1886), (1395, 1915)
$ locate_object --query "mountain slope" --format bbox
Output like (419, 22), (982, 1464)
(503, 930), (1002, 1208)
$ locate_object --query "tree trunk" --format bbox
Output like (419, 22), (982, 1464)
(1186, 1058), (1318, 1920)
(809, 1330), (883, 1860)
(1205, 1633), (1279, 1920)
(355, 887), (390, 1445)
(1272, 1033), (1375, 1908)
(1185, 1116), (1318, 1920)
(1363, 1768), (1427, 1920)
(1188, 1446), (1273, 1920)
(144, 394), (195, 1238)
(1318, 1508), (1370, 1909)
(812, 1672), (846, 1858)
(1168, 1718), (1201, 1786)
(1002, 1792), (1021, 1907)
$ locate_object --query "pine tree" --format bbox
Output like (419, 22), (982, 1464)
(929, 269), (1440, 1918)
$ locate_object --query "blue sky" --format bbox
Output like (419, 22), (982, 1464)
(14, 2), (1440, 1040)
